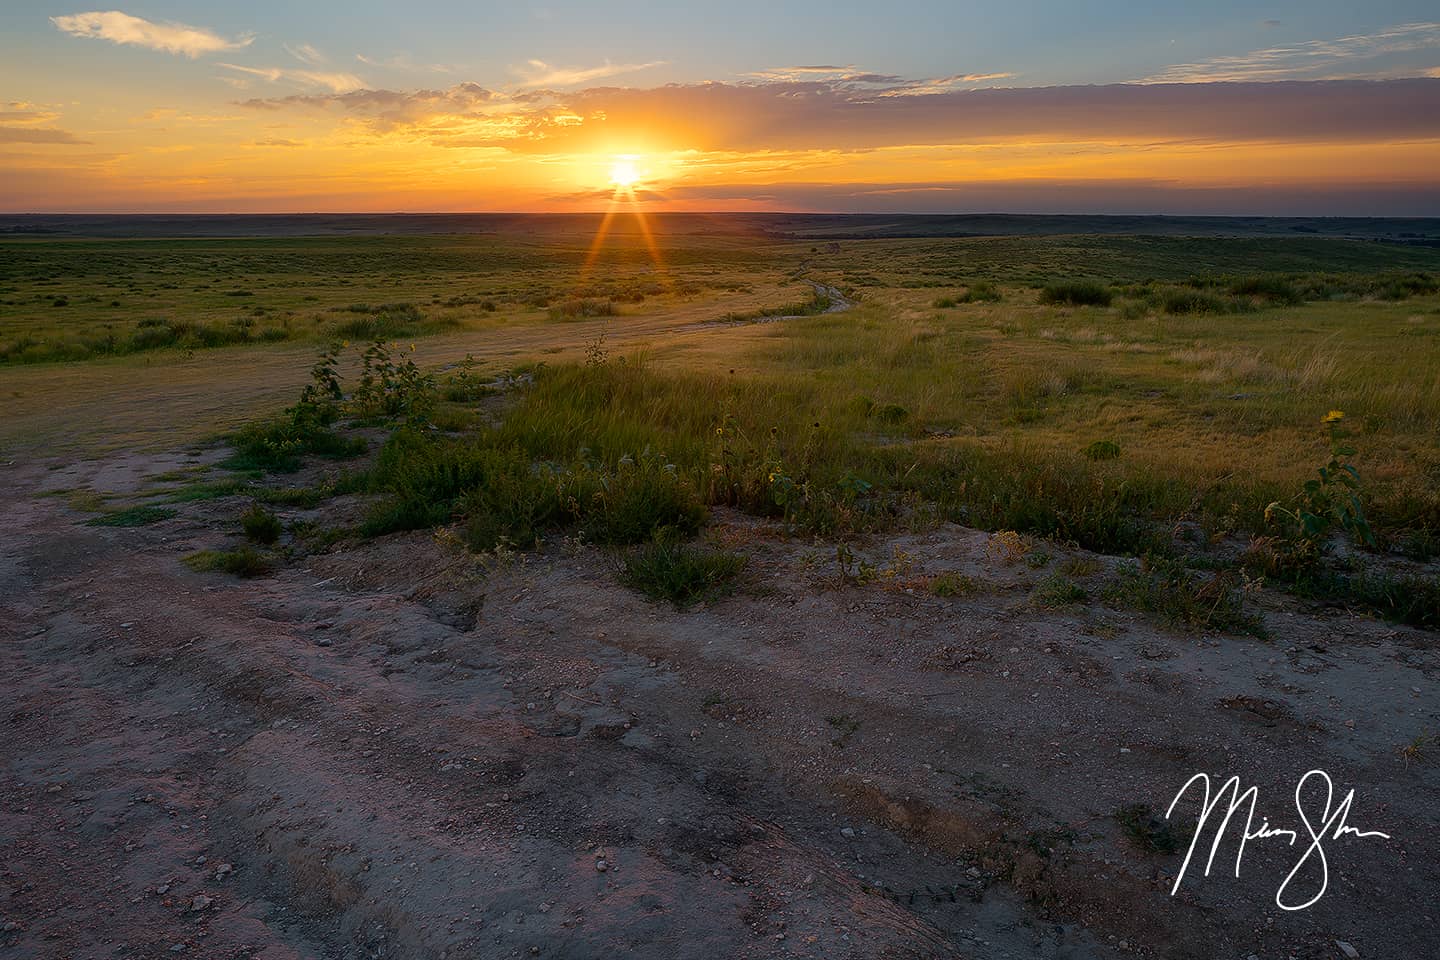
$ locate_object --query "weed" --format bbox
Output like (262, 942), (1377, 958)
(1114, 803), (1191, 854)
(1265, 411), (1376, 549)
(184, 546), (274, 577)
(240, 503), (283, 544)
(619, 538), (746, 605)
(929, 572), (981, 597)
(1032, 575), (1087, 607)
(825, 713), (862, 748)
(1104, 555), (1266, 637)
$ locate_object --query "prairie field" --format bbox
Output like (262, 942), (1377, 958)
(4, 218), (1440, 959)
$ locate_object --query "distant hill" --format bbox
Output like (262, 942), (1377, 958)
(1, 212), (1438, 244)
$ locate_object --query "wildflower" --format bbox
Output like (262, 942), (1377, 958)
(1322, 410), (1345, 424)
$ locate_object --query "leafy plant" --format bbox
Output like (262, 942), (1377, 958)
(1265, 411), (1376, 548)
(619, 537), (745, 605)
(240, 503), (283, 544)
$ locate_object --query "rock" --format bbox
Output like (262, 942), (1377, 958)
(1336, 942), (1359, 959)
(594, 860), (609, 873)
(316, 637), (332, 647)
(3, 921), (21, 932)
(840, 827), (856, 838)
(189, 895), (212, 912)
(213, 863), (232, 880)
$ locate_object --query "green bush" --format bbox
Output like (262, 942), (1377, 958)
(1083, 439), (1122, 461)
(240, 503), (283, 544)
(1039, 282), (1112, 307)
(619, 538), (745, 605)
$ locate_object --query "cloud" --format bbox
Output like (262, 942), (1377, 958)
(285, 43), (326, 66)
(514, 59), (665, 87)
(489, 78), (1440, 153)
(236, 75), (1440, 155)
(654, 178), (1440, 216)
(0, 127), (88, 144)
(1145, 21), (1440, 82)
(218, 63), (366, 94)
(253, 138), (303, 147)
(50, 10), (251, 58)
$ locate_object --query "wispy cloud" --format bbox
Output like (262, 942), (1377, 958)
(218, 63), (366, 94)
(744, 65), (1013, 95)
(285, 43), (326, 66)
(877, 72), (1017, 96)
(238, 76), (1440, 155)
(50, 10), (252, 58)
(1145, 21), (1440, 82)
(513, 59), (665, 87)
(0, 127), (88, 144)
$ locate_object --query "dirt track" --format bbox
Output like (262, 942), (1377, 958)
(3, 447), (1437, 959)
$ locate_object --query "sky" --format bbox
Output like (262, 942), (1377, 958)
(2, 2), (1438, 214)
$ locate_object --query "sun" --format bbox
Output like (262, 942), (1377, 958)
(608, 157), (641, 188)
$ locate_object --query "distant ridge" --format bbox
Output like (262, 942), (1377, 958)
(1, 212), (1438, 243)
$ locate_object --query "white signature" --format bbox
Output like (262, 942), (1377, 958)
(1165, 769), (1390, 911)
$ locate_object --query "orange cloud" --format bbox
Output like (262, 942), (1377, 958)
(51, 10), (252, 58)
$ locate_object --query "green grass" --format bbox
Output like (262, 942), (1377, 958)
(183, 546), (275, 577)
(1104, 556), (1266, 637)
(618, 539), (746, 605)
(85, 505), (177, 527)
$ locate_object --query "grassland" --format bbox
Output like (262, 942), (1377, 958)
(5, 225), (1439, 621)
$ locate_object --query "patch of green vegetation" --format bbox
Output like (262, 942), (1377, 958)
(618, 538), (746, 605)
(85, 505), (177, 527)
(1039, 281), (1112, 307)
(547, 298), (616, 321)
(824, 713), (862, 748)
(1115, 803), (1191, 855)
(240, 503), (283, 544)
(1032, 574), (1086, 607)
(1083, 439), (1121, 461)
(958, 281), (1002, 303)
(929, 572), (981, 597)
(1104, 555), (1266, 637)
(183, 546), (274, 577)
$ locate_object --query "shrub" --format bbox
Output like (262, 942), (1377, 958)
(1033, 574), (1087, 607)
(619, 538), (745, 605)
(575, 453), (706, 545)
(1083, 439), (1122, 461)
(240, 503), (283, 544)
(1229, 275), (1303, 305)
(547, 298), (616, 321)
(1039, 282), (1113, 307)
(958, 281), (1002, 303)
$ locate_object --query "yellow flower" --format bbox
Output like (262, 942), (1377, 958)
(1322, 409), (1345, 424)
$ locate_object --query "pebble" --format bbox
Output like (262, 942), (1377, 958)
(189, 895), (212, 912)
(3, 921), (20, 932)
(840, 827), (855, 838)
(316, 638), (332, 647)
(594, 860), (609, 873)
(213, 863), (233, 880)
(1336, 941), (1359, 959)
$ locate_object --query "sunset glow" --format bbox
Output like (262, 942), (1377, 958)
(1, 4), (1438, 213)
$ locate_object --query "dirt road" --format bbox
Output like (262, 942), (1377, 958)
(2, 445), (1436, 958)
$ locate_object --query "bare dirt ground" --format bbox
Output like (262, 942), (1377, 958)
(3, 440), (1437, 960)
